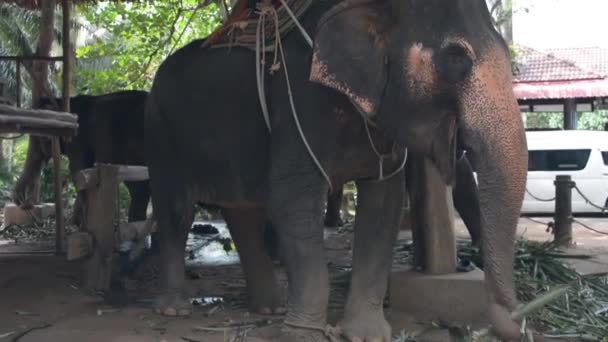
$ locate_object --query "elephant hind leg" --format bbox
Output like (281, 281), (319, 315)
(152, 180), (194, 317)
(222, 207), (286, 315)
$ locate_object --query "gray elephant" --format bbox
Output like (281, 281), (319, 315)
(145, 0), (527, 341)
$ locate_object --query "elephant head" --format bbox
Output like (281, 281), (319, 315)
(310, 0), (527, 339)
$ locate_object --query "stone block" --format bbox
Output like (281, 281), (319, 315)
(2, 203), (56, 229)
(2, 203), (31, 229)
(33, 203), (56, 219)
(389, 267), (489, 327)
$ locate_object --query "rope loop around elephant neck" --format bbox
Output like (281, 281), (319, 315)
(364, 119), (408, 182)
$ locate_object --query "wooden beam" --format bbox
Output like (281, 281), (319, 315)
(0, 56), (64, 61)
(0, 104), (77, 123)
(75, 165), (148, 191)
(118, 220), (157, 242)
(0, 115), (77, 128)
(0, 126), (75, 137)
(115, 165), (149, 182)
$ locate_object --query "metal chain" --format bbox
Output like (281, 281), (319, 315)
(572, 218), (608, 236)
(572, 185), (608, 211)
(525, 188), (555, 202)
(523, 216), (553, 227)
(523, 216), (608, 236)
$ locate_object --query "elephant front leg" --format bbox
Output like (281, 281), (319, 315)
(339, 173), (405, 342)
(268, 173), (330, 342)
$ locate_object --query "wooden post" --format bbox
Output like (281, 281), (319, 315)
(52, 0), (71, 256)
(83, 164), (119, 292)
(564, 98), (577, 130)
(15, 59), (21, 108)
(407, 154), (457, 274)
(52, 139), (65, 255)
(554, 175), (574, 246)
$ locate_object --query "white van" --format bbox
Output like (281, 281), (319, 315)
(522, 130), (608, 214)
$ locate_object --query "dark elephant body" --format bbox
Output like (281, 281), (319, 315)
(146, 0), (527, 340)
(13, 90), (150, 224)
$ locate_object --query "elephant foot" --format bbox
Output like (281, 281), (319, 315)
(338, 311), (391, 342)
(249, 284), (287, 315)
(154, 292), (192, 317)
(279, 321), (339, 342)
(489, 303), (521, 341)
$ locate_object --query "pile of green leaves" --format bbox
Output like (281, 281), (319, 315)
(458, 240), (608, 340)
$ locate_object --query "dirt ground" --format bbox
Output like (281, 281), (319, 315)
(0, 216), (607, 342)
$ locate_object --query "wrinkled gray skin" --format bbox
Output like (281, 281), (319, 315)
(145, 0), (527, 340)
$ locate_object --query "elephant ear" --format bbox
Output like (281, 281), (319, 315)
(309, 0), (390, 117)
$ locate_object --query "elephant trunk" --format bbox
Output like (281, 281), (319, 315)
(459, 47), (528, 340)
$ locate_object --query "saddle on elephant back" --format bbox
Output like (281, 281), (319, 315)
(202, 0), (313, 51)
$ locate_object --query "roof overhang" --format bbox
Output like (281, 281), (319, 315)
(513, 79), (608, 101)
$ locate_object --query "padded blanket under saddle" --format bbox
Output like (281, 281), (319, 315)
(207, 0), (313, 52)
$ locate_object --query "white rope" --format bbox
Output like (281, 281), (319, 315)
(364, 118), (408, 181)
(277, 0), (313, 47)
(255, 6), (272, 132)
(275, 15), (334, 192)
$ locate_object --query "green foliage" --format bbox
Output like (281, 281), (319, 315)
(577, 110), (608, 130)
(12, 136), (30, 175)
(524, 110), (608, 130)
(0, 3), (65, 106)
(6, 137), (73, 203)
(75, 1), (222, 94)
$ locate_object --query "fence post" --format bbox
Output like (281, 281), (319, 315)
(83, 164), (119, 292)
(553, 175), (574, 246)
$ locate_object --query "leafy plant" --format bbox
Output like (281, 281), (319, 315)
(75, 1), (222, 94)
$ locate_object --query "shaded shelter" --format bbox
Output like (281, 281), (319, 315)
(514, 46), (608, 129)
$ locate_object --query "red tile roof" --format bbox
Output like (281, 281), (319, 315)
(513, 46), (608, 100)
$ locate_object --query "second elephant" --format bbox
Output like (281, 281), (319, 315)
(12, 90), (150, 226)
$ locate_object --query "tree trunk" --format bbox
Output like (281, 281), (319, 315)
(32, 0), (56, 108)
